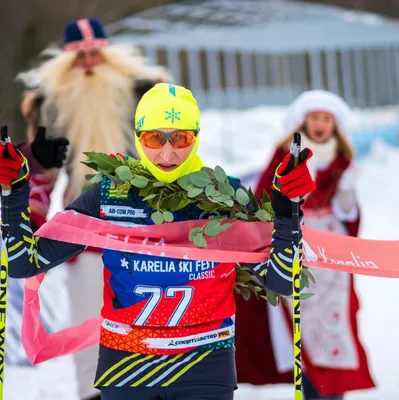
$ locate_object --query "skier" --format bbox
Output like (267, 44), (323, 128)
(235, 90), (375, 399)
(17, 17), (170, 400)
(1, 83), (316, 400)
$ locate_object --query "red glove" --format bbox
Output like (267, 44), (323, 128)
(0, 141), (29, 186)
(273, 148), (316, 199)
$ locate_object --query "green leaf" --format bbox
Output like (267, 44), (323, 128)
(189, 171), (211, 188)
(241, 287), (251, 301)
(95, 167), (118, 181)
(219, 222), (232, 232)
(104, 172), (123, 184)
(162, 195), (181, 210)
(172, 197), (193, 212)
(201, 166), (214, 176)
(91, 174), (103, 184)
(163, 211), (174, 222)
(266, 290), (278, 306)
(81, 184), (92, 193)
(247, 187), (260, 210)
(128, 157), (140, 168)
(234, 212), (248, 220)
(261, 201), (274, 215)
(115, 166), (133, 181)
(203, 220), (231, 236)
(115, 154), (126, 163)
(187, 186), (203, 198)
(138, 185), (156, 198)
(252, 285), (264, 293)
(85, 173), (103, 184)
(303, 268), (316, 284)
(189, 227), (203, 241)
(223, 199), (234, 207)
(236, 270), (253, 283)
(255, 209), (272, 222)
(236, 262), (250, 272)
(214, 165), (227, 183)
(300, 293), (315, 300)
(197, 201), (222, 213)
(262, 190), (272, 204)
(212, 194), (231, 203)
(97, 167), (112, 174)
(177, 175), (191, 190)
(83, 152), (121, 172)
(81, 160), (99, 172)
(218, 182), (235, 196)
(210, 215), (228, 221)
(236, 188), (250, 206)
(85, 173), (96, 181)
(193, 233), (207, 248)
(143, 194), (157, 201)
(153, 181), (166, 187)
(151, 211), (164, 225)
(131, 176), (149, 189)
(204, 219), (223, 237)
(205, 184), (216, 197)
(300, 274), (310, 291)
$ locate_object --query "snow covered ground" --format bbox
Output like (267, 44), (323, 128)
(4, 106), (399, 399)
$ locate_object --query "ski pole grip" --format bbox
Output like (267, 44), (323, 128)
(290, 132), (301, 203)
(0, 126), (12, 194)
(290, 132), (301, 165)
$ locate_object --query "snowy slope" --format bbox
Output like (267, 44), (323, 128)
(4, 107), (399, 400)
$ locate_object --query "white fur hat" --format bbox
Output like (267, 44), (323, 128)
(283, 90), (354, 137)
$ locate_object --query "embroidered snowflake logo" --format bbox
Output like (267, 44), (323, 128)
(165, 108), (181, 124)
(121, 258), (129, 270)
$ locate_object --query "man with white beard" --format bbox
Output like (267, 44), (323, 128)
(17, 18), (170, 400)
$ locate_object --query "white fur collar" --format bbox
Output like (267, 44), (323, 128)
(300, 134), (337, 170)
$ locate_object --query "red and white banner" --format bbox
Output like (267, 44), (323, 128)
(36, 210), (399, 278)
(302, 227), (399, 278)
(22, 210), (399, 365)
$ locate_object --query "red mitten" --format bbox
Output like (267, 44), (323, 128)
(273, 148), (316, 199)
(0, 142), (27, 186)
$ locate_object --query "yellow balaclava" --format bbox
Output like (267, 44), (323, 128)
(134, 83), (204, 183)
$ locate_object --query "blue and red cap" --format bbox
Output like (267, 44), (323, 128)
(63, 18), (109, 52)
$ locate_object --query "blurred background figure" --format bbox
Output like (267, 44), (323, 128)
(16, 17), (170, 400)
(235, 90), (375, 399)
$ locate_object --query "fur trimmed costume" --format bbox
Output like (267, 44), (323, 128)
(235, 91), (375, 398)
(17, 18), (170, 400)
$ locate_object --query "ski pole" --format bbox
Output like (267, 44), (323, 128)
(0, 125), (11, 400)
(290, 132), (303, 400)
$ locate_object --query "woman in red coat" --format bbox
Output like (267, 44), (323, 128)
(235, 90), (375, 399)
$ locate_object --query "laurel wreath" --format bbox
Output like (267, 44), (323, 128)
(82, 152), (315, 305)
